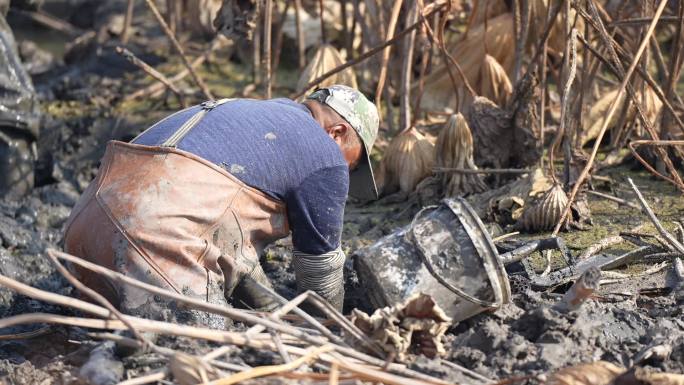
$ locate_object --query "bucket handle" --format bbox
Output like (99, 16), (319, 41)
(407, 205), (500, 309)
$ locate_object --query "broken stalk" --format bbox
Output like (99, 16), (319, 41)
(627, 178), (684, 254)
(556, 267), (601, 312)
(116, 46), (186, 107)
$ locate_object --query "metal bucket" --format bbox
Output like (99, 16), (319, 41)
(354, 198), (511, 322)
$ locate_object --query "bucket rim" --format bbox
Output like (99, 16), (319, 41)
(410, 198), (511, 309)
(449, 197), (511, 308)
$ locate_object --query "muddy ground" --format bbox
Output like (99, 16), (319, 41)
(1, 3), (684, 384)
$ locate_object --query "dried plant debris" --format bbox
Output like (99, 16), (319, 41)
(527, 0), (582, 55)
(186, 0), (224, 37)
(435, 114), (486, 197)
(295, 44), (357, 97)
(419, 13), (515, 112)
(214, 0), (259, 40)
(468, 0), (578, 54)
(377, 127), (434, 195)
(547, 361), (625, 385)
(581, 88), (662, 146)
(478, 55), (513, 107)
(518, 184), (569, 232)
(414, 175), (443, 207)
(467, 0), (511, 28)
(350, 293), (451, 361)
(548, 362), (684, 385)
(466, 168), (552, 222)
(508, 73), (543, 166)
(617, 367), (684, 385)
(467, 96), (514, 168)
(170, 351), (219, 385)
(466, 94), (541, 171)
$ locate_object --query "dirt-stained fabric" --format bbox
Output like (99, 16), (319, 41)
(63, 141), (290, 322)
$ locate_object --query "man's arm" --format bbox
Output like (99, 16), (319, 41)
(286, 166), (349, 311)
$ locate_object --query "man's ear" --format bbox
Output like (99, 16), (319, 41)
(328, 122), (349, 141)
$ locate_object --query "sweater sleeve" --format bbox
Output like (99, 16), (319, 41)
(285, 165), (349, 255)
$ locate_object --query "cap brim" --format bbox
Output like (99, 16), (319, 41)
(348, 147), (378, 201)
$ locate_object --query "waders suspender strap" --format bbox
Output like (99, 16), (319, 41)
(129, 98), (234, 145)
(161, 98), (234, 147)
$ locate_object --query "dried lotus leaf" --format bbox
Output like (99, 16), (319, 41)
(478, 55), (513, 107)
(419, 14), (515, 112)
(467, 0), (509, 28)
(581, 87), (662, 146)
(379, 127), (435, 195)
(349, 293), (452, 361)
(296, 44), (357, 97)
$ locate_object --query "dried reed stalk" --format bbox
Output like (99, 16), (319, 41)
(513, 0), (530, 83)
(553, 0), (670, 236)
(46, 250), (149, 344)
(627, 177), (684, 254)
(374, 0), (403, 108)
(49, 251), (441, 382)
(48, 250), (336, 348)
(292, 0), (448, 99)
(576, 2), (684, 187)
(0, 268), (449, 385)
(121, 0), (135, 44)
(577, 3), (684, 137)
(119, 370), (167, 385)
(143, 0), (213, 100)
(264, 0), (273, 98)
(548, 28), (578, 184)
(116, 46), (186, 106)
(659, 0), (684, 141)
(212, 345), (334, 385)
(400, 2), (418, 129)
(293, 0), (305, 70)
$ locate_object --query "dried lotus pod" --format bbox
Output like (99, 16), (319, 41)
(478, 55), (513, 107)
(295, 44), (358, 97)
(378, 127), (434, 195)
(519, 183), (568, 232)
(434, 114), (486, 197)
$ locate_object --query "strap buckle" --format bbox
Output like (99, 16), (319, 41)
(201, 100), (218, 110)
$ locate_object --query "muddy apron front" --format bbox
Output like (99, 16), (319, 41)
(63, 99), (290, 316)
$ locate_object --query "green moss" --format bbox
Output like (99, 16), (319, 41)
(516, 165), (684, 270)
(45, 100), (97, 120)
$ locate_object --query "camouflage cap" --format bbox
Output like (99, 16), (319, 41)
(307, 85), (379, 200)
